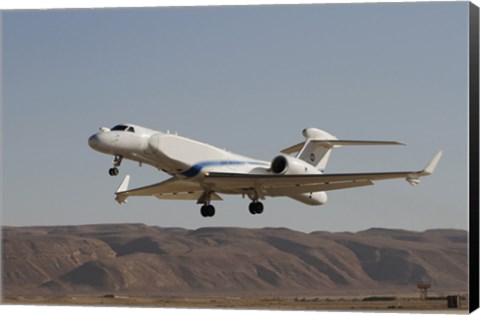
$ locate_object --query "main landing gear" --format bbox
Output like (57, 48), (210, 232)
(249, 201), (264, 215)
(198, 191), (264, 218)
(199, 191), (216, 218)
(200, 204), (215, 217)
(108, 155), (123, 176)
(199, 202), (264, 218)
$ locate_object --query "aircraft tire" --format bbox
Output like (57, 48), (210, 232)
(249, 203), (257, 215)
(206, 205), (215, 217)
(249, 202), (264, 215)
(255, 202), (264, 214)
(201, 205), (215, 217)
(109, 168), (119, 176)
(200, 205), (208, 217)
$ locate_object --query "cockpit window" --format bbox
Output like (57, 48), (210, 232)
(111, 124), (128, 131)
(111, 124), (135, 133)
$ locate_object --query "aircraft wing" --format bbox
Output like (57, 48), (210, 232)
(115, 176), (222, 203)
(203, 151), (443, 195)
(115, 151), (441, 202)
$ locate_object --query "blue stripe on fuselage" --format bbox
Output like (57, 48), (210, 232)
(180, 161), (269, 177)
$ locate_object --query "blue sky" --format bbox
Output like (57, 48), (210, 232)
(1, 2), (470, 232)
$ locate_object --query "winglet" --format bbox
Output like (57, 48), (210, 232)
(115, 175), (130, 204)
(406, 151), (443, 186)
(422, 150), (443, 175)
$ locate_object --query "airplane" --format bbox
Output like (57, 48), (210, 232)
(88, 123), (442, 218)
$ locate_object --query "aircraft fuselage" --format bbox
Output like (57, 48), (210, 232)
(89, 124), (271, 176)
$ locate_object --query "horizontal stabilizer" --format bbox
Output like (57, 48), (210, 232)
(324, 140), (405, 146)
(281, 140), (404, 154)
(281, 142), (305, 154)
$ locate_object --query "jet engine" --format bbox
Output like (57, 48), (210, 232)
(270, 155), (328, 205)
(271, 155), (315, 175)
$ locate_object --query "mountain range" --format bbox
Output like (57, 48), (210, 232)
(2, 224), (468, 297)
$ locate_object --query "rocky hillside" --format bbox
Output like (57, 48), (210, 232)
(2, 224), (468, 297)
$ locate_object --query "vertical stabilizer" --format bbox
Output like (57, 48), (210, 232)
(297, 128), (338, 170)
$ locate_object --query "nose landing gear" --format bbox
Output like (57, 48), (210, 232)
(108, 155), (123, 176)
(109, 168), (119, 176)
(198, 191), (216, 217)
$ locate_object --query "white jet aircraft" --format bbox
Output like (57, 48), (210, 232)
(88, 124), (442, 218)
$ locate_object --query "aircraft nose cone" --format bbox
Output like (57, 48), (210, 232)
(88, 134), (99, 149)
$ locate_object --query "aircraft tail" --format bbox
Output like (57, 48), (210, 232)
(281, 128), (404, 170)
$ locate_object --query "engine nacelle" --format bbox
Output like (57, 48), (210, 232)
(270, 155), (328, 205)
(271, 155), (317, 175)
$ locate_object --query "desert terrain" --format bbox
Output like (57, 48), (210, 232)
(2, 224), (469, 310)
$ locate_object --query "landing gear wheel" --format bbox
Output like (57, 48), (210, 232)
(249, 202), (264, 215)
(201, 205), (215, 217)
(207, 205), (215, 217)
(201, 206), (207, 217)
(108, 155), (123, 176)
(255, 202), (264, 214)
(108, 167), (119, 176)
(249, 203), (256, 215)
